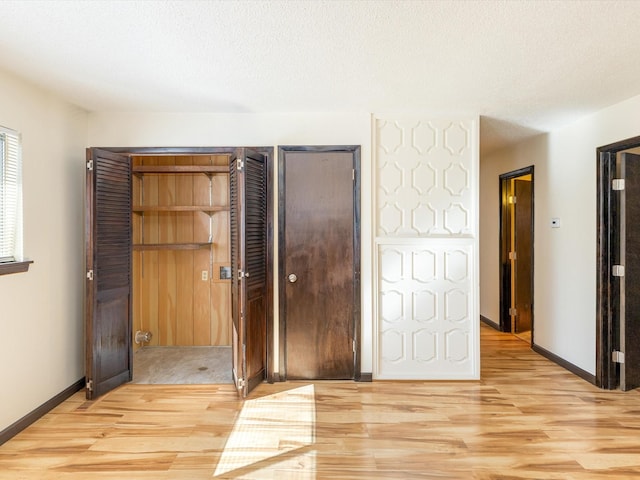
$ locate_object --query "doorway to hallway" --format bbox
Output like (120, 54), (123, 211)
(499, 166), (534, 341)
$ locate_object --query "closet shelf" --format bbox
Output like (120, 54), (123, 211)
(132, 205), (229, 213)
(132, 165), (228, 175)
(133, 243), (213, 251)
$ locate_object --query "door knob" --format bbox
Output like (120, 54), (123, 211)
(287, 273), (298, 283)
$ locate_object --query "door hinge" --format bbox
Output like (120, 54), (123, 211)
(238, 269), (250, 280)
(86, 160), (93, 171)
(237, 159), (244, 171)
(612, 350), (625, 364)
(87, 270), (94, 281)
(353, 340), (356, 353)
(508, 251), (517, 260)
(352, 169), (355, 181)
(612, 265), (625, 277)
(237, 378), (246, 389)
(612, 179), (625, 191)
(509, 307), (517, 316)
(508, 195), (516, 204)
(86, 379), (93, 392)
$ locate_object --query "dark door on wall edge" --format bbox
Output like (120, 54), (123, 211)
(597, 137), (640, 391)
(615, 151), (640, 391)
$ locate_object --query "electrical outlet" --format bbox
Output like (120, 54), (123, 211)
(201, 270), (208, 281)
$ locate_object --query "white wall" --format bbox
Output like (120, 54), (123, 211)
(480, 93), (640, 375)
(0, 70), (87, 432)
(87, 112), (374, 373)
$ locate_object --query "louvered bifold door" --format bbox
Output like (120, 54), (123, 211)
(85, 148), (132, 400)
(229, 154), (244, 394)
(230, 148), (268, 397)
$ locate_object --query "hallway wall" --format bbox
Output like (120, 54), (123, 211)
(480, 93), (640, 375)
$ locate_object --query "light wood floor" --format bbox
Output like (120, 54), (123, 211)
(2, 324), (640, 479)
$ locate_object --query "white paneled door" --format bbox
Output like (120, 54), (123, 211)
(374, 117), (479, 379)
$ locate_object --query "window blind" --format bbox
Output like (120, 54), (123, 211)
(0, 126), (21, 263)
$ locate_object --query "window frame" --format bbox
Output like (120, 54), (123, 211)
(0, 125), (31, 276)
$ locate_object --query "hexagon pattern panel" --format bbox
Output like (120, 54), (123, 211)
(376, 119), (474, 237)
(374, 115), (478, 380)
(378, 243), (475, 378)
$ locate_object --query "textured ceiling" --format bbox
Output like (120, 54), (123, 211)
(1, 0), (640, 154)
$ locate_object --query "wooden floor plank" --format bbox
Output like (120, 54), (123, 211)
(2, 324), (640, 479)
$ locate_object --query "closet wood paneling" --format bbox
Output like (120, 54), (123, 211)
(158, 156), (178, 345)
(193, 156), (214, 345)
(132, 167), (143, 352)
(141, 156), (159, 347)
(132, 155), (231, 347)
(175, 156), (195, 346)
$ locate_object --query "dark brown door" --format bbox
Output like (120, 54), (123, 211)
(514, 179), (533, 333)
(280, 147), (360, 380)
(85, 148), (132, 400)
(619, 152), (640, 391)
(230, 148), (268, 397)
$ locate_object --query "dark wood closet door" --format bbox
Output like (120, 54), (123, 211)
(85, 148), (132, 400)
(230, 148), (268, 397)
(280, 148), (359, 380)
(514, 179), (533, 334)
(620, 152), (640, 391)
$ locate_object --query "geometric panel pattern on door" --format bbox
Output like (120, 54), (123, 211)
(376, 119), (474, 237)
(377, 241), (476, 378)
(374, 115), (479, 380)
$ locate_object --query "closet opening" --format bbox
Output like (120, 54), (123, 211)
(131, 153), (233, 384)
(85, 146), (273, 399)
